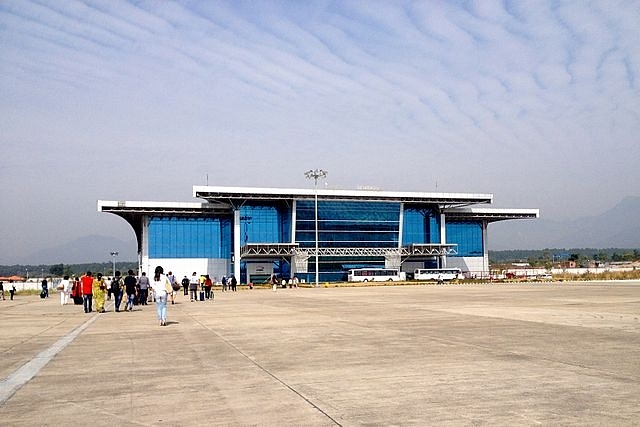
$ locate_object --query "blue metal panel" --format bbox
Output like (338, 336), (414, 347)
(402, 207), (440, 244)
(148, 217), (232, 258)
(445, 221), (483, 257)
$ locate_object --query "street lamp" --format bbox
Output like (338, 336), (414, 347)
(110, 251), (119, 278)
(304, 169), (328, 287)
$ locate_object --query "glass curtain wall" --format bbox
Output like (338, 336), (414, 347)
(445, 221), (483, 257)
(296, 200), (401, 281)
(239, 204), (291, 244)
(148, 216), (232, 258)
(402, 206), (440, 245)
(239, 203), (292, 282)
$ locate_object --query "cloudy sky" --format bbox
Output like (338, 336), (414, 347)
(1, 0), (639, 263)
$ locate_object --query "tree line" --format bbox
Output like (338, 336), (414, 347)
(2, 248), (639, 278)
(490, 248), (640, 268)
(0, 262), (139, 279)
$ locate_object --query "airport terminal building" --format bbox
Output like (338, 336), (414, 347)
(98, 185), (538, 283)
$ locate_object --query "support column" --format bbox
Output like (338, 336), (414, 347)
(440, 213), (447, 268)
(291, 200), (297, 244)
(482, 220), (489, 279)
(234, 209), (241, 283)
(398, 203), (404, 248)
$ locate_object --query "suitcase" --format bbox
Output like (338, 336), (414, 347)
(199, 291), (205, 301)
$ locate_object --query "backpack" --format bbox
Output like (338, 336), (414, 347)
(111, 278), (121, 293)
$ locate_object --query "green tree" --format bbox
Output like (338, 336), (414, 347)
(593, 252), (609, 262)
(63, 265), (75, 277)
(49, 263), (64, 276)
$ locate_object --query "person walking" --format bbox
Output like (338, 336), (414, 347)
(93, 273), (107, 313)
(80, 271), (93, 313)
(137, 272), (150, 305)
(0, 281), (5, 301)
(150, 265), (171, 326)
(41, 278), (49, 298)
(124, 270), (137, 311)
(181, 275), (189, 296)
(70, 276), (81, 305)
(167, 271), (179, 304)
(59, 275), (71, 305)
(111, 271), (123, 312)
(204, 275), (213, 300)
(230, 275), (237, 292)
(189, 272), (199, 302)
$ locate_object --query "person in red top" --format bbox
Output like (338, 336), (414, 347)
(80, 271), (94, 313)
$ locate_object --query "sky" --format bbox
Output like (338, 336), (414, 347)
(1, 0), (639, 263)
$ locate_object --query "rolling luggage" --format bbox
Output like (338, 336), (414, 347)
(199, 291), (205, 301)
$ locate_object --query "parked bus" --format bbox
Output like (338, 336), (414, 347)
(347, 268), (406, 282)
(414, 268), (462, 281)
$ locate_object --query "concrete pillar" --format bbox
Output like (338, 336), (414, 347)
(234, 209), (241, 283)
(398, 203), (404, 248)
(482, 221), (489, 279)
(440, 213), (447, 268)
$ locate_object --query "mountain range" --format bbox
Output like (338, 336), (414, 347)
(489, 196), (640, 250)
(10, 197), (640, 264)
(16, 234), (139, 265)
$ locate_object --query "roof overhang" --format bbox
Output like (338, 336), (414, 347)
(445, 207), (540, 223)
(98, 200), (232, 252)
(98, 200), (230, 216)
(193, 185), (492, 208)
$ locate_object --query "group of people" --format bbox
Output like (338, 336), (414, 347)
(0, 281), (17, 300)
(70, 267), (172, 326)
(44, 267), (242, 327)
(220, 275), (238, 292)
(108, 270), (147, 312)
(74, 270), (154, 314)
(270, 274), (300, 291)
(181, 272), (238, 301)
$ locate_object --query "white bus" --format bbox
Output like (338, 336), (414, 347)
(414, 268), (462, 281)
(347, 268), (406, 282)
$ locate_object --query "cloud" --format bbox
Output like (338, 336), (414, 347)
(0, 0), (639, 261)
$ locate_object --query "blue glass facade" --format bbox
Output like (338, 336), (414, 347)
(446, 221), (483, 257)
(240, 203), (291, 244)
(146, 200), (486, 281)
(239, 203), (292, 282)
(148, 217), (232, 258)
(402, 207), (440, 245)
(296, 201), (400, 248)
(295, 201), (401, 282)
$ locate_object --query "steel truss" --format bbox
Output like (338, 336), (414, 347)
(240, 243), (457, 258)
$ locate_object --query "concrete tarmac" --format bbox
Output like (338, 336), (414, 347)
(0, 282), (639, 426)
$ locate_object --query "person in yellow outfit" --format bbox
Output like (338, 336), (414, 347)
(92, 273), (107, 313)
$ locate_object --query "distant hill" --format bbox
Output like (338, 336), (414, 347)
(489, 196), (640, 250)
(18, 234), (138, 264)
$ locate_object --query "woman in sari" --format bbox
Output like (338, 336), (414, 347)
(92, 273), (107, 313)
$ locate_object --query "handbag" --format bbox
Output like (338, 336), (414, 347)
(164, 278), (173, 293)
(56, 284), (64, 291)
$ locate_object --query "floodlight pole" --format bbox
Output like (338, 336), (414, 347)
(304, 169), (327, 287)
(110, 251), (119, 278)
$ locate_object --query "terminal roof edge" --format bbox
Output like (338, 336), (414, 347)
(192, 185), (493, 207)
